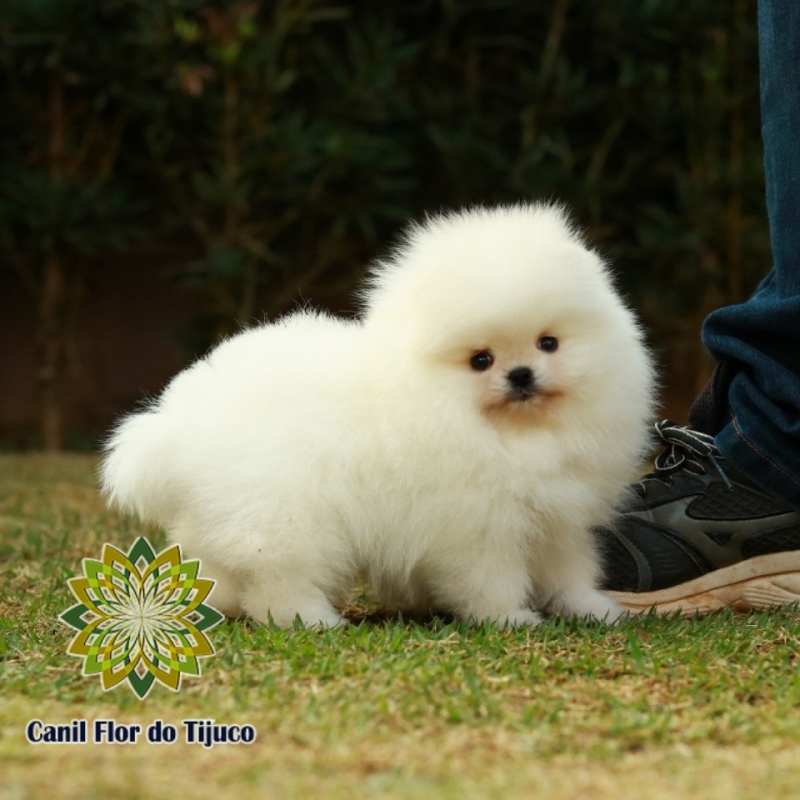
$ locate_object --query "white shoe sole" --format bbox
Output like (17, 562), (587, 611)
(604, 551), (800, 616)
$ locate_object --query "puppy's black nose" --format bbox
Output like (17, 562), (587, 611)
(507, 366), (534, 390)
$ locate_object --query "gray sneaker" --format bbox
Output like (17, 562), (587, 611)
(598, 421), (800, 615)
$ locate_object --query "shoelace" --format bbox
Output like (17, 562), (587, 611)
(637, 420), (732, 493)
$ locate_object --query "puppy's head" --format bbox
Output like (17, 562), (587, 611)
(363, 203), (653, 434)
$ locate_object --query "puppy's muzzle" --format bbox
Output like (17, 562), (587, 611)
(506, 366), (536, 401)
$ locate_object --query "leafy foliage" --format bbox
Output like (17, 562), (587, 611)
(0, 0), (151, 449)
(0, 0), (769, 444)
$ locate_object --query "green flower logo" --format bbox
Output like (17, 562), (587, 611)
(60, 537), (223, 699)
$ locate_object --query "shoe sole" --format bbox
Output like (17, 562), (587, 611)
(604, 551), (800, 616)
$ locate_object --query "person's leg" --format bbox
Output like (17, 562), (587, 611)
(599, 0), (800, 613)
(698, 0), (800, 510)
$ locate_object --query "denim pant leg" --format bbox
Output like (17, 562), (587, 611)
(700, 0), (800, 510)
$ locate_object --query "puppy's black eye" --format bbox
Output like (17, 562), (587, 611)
(470, 350), (494, 371)
(537, 336), (558, 353)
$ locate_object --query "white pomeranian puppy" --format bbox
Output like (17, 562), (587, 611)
(102, 204), (654, 628)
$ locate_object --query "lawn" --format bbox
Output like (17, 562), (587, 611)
(1, 454), (800, 799)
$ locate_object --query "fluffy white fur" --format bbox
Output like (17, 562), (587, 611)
(101, 204), (654, 628)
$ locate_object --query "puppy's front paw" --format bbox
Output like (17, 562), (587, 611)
(504, 609), (544, 628)
(558, 589), (625, 625)
(472, 609), (543, 628)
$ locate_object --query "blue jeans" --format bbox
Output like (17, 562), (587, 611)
(701, 0), (800, 509)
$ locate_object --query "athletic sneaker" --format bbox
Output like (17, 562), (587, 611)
(599, 420), (800, 615)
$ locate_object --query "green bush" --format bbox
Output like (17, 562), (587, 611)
(0, 0), (768, 448)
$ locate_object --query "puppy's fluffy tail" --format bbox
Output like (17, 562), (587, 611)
(100, 410), (179, 525)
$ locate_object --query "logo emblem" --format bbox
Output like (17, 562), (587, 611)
(60, 538), (223, 699)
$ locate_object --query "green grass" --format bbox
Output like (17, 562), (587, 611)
(2, 454), (800, 799)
